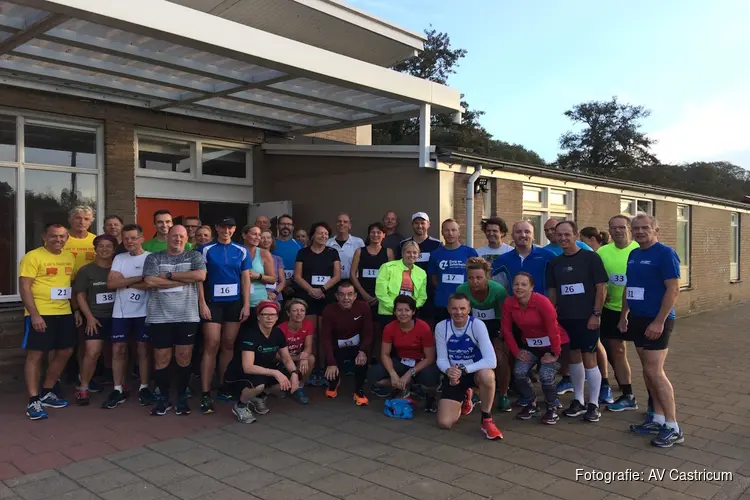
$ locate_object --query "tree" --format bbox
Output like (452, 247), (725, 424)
(556, 97), (659, 175)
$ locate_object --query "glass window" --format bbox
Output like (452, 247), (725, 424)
(138, 137), (191, 173)
(523, 187), (542, 204)
(620, 199), (633, 215)
(522, 213), (543, 245)
(0, 167), (16, 295)
(24, 123), (96, 168)
(522, 184), (574, 245)
(731, 213), (740, 281)
(549, 190), (569, 208)
(637, 200), (653, 214)
(0, 114), (15, 162)
(621, 197), (653, 216)
(202, 147), (247, 178)
(676, 204), (690, 286)
(25, 170), (97, 252)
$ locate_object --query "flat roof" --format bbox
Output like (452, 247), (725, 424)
(167, 0), (425, 67)
(0, 0), (461, 134)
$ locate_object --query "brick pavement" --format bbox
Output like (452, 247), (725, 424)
(2, 304), (750, 499)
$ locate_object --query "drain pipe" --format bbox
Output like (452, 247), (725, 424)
(465, 165), (482, 247)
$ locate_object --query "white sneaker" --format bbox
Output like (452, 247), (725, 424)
(232, 403), (256, 424)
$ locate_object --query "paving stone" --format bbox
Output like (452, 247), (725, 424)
(308, 472), (371, 497)
(7, 473), (79, 500)
(192, 488), (257, 500)
(269, 436), (321, 455)
(344, 442), (393, 459)
(136, 462), (200, 487)
(274, 461), (336, 484)
(253, 479), (317, 500)
(0, 483), (16, 500)
(328, 457), (385, 478)
(450, 471), (514, 497)
(297, 446), (352, 466)
(169, 446), (224, 467)
(497, 465), (558, 490)
(192, 457), (251, 480)
(163, 475), (225, 500)
(100, 482), (170, 500)
(375, 450), (433, 471)
(360, 465), (421, 489)
(112, 451), (174, 473)
(77, 468), (141, 493)
(398, 478), (468, 500)
(409, 459), (471, 483)
(220, 469), (282, 492)
(342, 484), (414, 500)
(546, 479), (608, 500)
(58, 458), (118, 480)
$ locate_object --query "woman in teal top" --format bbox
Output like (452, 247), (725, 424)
(242, 225), (277, 308)
(456, 256), (511, 411)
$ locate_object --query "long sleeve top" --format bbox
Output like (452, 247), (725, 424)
(501, 292), (563, 357)
(319, 301), (373, 365)
(434, 317), (496, 374)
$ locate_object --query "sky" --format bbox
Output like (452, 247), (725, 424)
(350, 0), (750, 168)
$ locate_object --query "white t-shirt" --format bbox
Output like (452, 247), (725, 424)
(475, 244), (513, 265)
(111, 251), (151, 319)
(326, 235), (365, 279)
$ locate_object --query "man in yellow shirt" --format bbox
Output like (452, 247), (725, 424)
(19, 223), (77, 420)
(64, 205), (96, 273)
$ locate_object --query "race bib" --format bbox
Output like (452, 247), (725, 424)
(126, 290), (144, 303)
(561, 283), (585, 295)
(159, 286), (184, 293)
(626, 287), (645, 301)
(96, 292), (115, 305)
(472, 308), (496, 320)
(526, 336), (551, 347)
(214, 283), (238, 297)
(609, 273), (627, 285)
(265, 283), (277, 291)
(401, 358), (416, 368)
(311, 275), (330, 285)
(337, 333), (360, 348)
(417, 252), (430, 262)
(284, 270), (294, 280)
(442, 273), (463, 284)
(50, 287), (72, 300)
(361, 268), (378, 278)
(399, 290), (413, 297)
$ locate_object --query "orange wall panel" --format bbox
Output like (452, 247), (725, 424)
(136, 198), (199, 237)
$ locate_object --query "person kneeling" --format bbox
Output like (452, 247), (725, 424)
(368, 295), (440, 412)
(435, 293), (503, 440)
(224, 301), (301, 423)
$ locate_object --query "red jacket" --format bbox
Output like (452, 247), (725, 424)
(501, 292), (565, 357)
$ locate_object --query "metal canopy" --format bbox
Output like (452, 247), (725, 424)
(0, 0), (462, 134)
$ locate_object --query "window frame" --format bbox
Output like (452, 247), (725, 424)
(0, 109), (104, 304)
(731, 212), (740, 281)
(522, 184), (575, 245)
(135, 130), (254, 186)
(620, 196), (654, 216)
(676, 204), (691, 287)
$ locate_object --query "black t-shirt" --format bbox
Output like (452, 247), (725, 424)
(546, 249), (608, 320)
(226, 325), (287, 378)
(296, 246), (340, 296)
(357, 246), (389, 296)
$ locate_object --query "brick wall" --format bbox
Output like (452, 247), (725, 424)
(305, 127), (357, 144)
(451, 173), (485, 245)
(104, 121), (137, 222)
(496, 178), (523, 226)
(576, 189), (620, 231)
(654, 200), (678, 249)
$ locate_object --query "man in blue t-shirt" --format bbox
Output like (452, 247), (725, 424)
(620, 214), (682, 448)
(491, 221), (555, 295)
(273, 214), (303, 282)
(428, 219), (478, 323)
(543, 218), (593, 255)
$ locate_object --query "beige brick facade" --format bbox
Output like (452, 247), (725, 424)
(576, 189), (621, 231)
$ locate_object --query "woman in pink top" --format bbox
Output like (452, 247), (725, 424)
(501, 272), (567, 425)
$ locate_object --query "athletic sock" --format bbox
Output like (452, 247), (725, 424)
(176, 364), (192, 398)
(42, 387), (53, 396)
(622, 384), (633, 396)
(354, 365), (367, 393)
(114, 385), (123, 393)
(481, 411), (491, 420)
(561, 375), (571, 383)
(653, 413), (666, 426)
(666, 421), (680, 433)
(569, 363), (585, 405)
(139, 384), (148, 391)
(585, 367), (602, 407)
(601, 377), (610, 387)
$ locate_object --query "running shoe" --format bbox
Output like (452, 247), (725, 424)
(556, 379), (574, 395)
(40, 391), (69, 408)
(152, 387), (166, 401)
(26, 399), (48, 420)
(216, 388), (234, 402)
(138, 387), (154, 406)
(325, 379), (340, 399)
(150, 400), (172, 416)
(175, 398), (191, 416)
(583, 403), (601, 422)
(51, 380), (64, 399)
(101, 390), (126, 409)
(552, 398), (563, 410)
(424, 396), (437, 413)
(563, 400), (586, 418)
(496, 395), (512, 412)
(651, 425), (684, 448)
(249, 396), (269, 415)
(292, 388), (310, 405)
(599, 384), (615, 405)
(516, 403), (539, 420)
(88, 379), (103, 393)
(200, 394), (215, 414)
(461, 388), (474, 415)
(514, 396), (532, 407)
(183, 387), (193, 399)
(541, 407), (559, 425)
(371, 384), (391, 398)
(411, 385), (427, 400)
(630, 416), (662, 435)
(607, 394), (638, 412)
(232, 403), (256, 424)
(481, 418), (503, 440)
(76, 389), (90, 406)
(353, 390), (369, 406)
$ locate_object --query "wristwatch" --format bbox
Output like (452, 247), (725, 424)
(409, 367), (416, 378)
(458, 364), (467, 375)
(592, 310), (602, 317)
(166, 272), (173, 280)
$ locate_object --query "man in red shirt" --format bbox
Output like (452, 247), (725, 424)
(320, 281), (373, 405)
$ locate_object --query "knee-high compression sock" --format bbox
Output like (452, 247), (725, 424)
(585, 367), (602, 407)
(176, 364), (192, 398)
(569, 362), (585, 405)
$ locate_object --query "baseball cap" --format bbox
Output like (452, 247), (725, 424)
(218, 216), (236, 227)
(411, 212), (430, 222)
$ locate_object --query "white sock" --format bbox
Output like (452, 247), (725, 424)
(653, 413), (666, 425)
(666, 420), (679, 433)
(585, 367), (602, 407)
(114, 385), (123, 393)
(80, 385), (89, 391)
(139, 384), (148, 391)
(569, 362), (585, 405)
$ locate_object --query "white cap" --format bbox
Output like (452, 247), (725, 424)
(411, 212), (430, 222)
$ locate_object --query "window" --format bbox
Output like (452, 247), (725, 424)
(136, 132), (253, 183)
(731, 212), (740, 281)
(522, 184), (574, 245)
(0, 111), (102, 302)
(676, 205), (691, 286)
(620, 197), (653, 216)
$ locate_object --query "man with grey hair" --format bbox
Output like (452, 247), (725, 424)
(619, 214), (682, 448)
(382, 211), (403, 253)
(65, 205), (96, 273)
(327, 212), (364, 279)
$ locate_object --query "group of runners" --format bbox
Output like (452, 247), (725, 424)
(19, 205), (683, 448)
